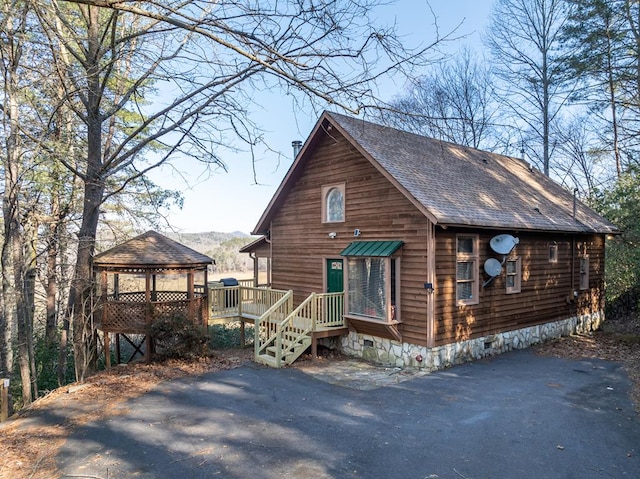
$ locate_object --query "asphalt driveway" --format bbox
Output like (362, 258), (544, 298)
(57, 349), (639, 479)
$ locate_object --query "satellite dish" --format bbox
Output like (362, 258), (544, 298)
(484, 258), (503, 277)
(490, 234), (520, 255)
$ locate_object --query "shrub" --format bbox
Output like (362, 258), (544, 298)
(209, 323), (254, 349)
(150, 314), (209, 360)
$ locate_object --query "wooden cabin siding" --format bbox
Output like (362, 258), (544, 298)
(269, 128), (433, 346)
(434, 229), (606, 346)
(575, 234), (606, 315)
(251, 242), (271, 257)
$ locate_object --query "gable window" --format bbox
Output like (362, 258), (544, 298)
(322, 183), (345, 223)
(579, 256), (589, 290)
(456, 235), (478, 305)
(549, 244), (558, 263)
(505, 257), (522, 294)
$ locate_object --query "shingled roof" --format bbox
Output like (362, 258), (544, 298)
(254, 111), (618, 235)
(93, 230), (213, 269)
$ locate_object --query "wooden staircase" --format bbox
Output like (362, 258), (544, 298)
(256, 328), (312, 368)
(254, 291), (344, 368)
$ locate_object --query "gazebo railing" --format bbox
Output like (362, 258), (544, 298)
(99, 292), (206, 333)
(108, 291), (204, 302)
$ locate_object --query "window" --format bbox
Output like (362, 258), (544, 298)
(549, 244), (558, 263)
(505, 258), (522, 294)
(322, 183), (345, 223)
(456, 235), (478, 305)
(579, 256), (589, 290)
(346, 257), (398, 321)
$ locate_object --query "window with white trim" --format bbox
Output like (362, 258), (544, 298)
(346, 257), (399, 321)
(456, 235), (478, 305)
(579, 256), (589, 290)
(321, 184), (345, 223)
(505, 257), (522, 294)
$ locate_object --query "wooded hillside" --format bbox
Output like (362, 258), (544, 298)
(169, 231), (257, 276)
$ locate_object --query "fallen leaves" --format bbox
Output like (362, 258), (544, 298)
(534, 318), (640, 412)
(0, 349), (253, 479)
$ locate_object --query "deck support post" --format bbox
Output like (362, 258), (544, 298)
(115, 333), (121, 364)
(104, 332), (111, 369)
(311, 336), (318, 362)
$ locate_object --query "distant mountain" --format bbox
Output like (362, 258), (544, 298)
(168, 231), (258, 274)
(168, 231), (251, 253)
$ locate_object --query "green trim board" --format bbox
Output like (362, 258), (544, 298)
(340, 240), (404, 257)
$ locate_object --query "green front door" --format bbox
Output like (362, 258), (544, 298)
(326, 259), (344, 324)
(326, 259), (344, 293)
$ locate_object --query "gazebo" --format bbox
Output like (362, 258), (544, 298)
(94, 230), (214, 367)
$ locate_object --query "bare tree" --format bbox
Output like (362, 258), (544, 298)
(37, 0), (441, 380)
(486, 0), (573, 176)
(552, 113), (613, 197)
(0, 0), (39, 405)
(381, 47), (502, 150)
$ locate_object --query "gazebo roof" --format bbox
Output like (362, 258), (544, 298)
(93, 230), (214, 270)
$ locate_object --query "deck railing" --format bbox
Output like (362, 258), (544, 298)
(209, 284), (346, 367)
(311, 292), (345, 330)
(209, 285), (289, 319)
(253, 291), (345, 367)
(99, 292), (206, 333)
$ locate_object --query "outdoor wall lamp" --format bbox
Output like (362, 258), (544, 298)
(328, 232), (337, 239)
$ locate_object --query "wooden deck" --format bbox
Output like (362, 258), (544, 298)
(209, 285), (348, 365)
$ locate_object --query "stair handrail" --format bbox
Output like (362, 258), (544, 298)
(254, 290), (293, 360)
(255, 291), (346, 367)
(270, 293), (317, 366)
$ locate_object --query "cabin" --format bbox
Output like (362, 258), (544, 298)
(220, 111), (618, 370)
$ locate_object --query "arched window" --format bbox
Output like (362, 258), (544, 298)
(322, 184), (345, 223)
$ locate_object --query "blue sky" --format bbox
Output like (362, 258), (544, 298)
(150, 1), (494, 234)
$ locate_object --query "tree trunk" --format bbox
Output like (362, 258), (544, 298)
(2, 2), (33, 405)
(45, 222), (59, 345)
(67, 5), (107, 382)
(69, 182), (103, 382)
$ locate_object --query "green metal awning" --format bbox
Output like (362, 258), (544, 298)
(340, 240), (404, 257)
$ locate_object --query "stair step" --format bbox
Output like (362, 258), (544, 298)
(272, 336), (307, 348)
(266, 342), (309, 357)
(255, 354), (280, 368)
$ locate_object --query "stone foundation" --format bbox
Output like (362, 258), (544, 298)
(339, 312), (604, 371)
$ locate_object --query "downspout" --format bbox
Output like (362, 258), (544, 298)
(266, 221), (273, 287)
(571, 188), (578, 302)
(571, 236), (576, 303)
(425, 221), (436, 348)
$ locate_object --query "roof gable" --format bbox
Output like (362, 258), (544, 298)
(253, 111), (618, 235)
(94, 230), (214, 268)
